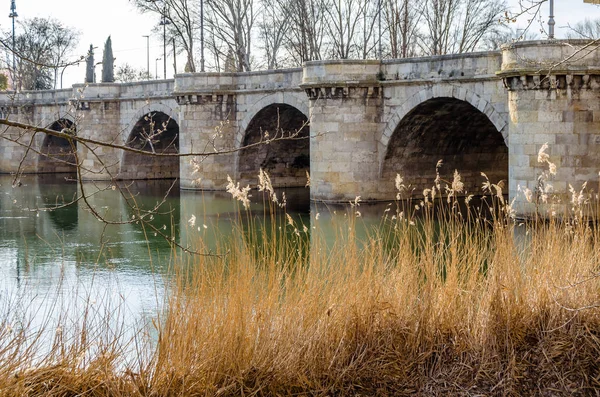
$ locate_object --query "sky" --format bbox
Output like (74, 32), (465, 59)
(3, 0), (599, 88)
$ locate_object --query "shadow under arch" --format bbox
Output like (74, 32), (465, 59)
(237, 103), (310, 187)
(120, 111), (179, 180)
(381, 97), (508, 198)
(38, 118), (77, 174)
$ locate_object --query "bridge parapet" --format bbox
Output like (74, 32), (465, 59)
(500, 39), (600, 74)
(119, 79), (174, 99)
(174, 69), (303, 95)
(0, 88), (73, 107)
(382, 51), (502, 82)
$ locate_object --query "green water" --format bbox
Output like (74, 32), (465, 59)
(0, 174), (406, 358)
(0, 175), (317, 341)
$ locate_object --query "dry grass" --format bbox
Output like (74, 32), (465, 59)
(1, 177), (600, 395)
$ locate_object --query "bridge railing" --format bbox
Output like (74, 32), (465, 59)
(382, 51), (502, 81)
(119, 79), (175, 98)
(0, 88), (73, 105)
(174, 68), (304, 93)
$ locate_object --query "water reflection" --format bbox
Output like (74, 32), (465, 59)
(37, 175), (79, 231)
(0, 176), (314, 337)
(0, 174), (529, 364)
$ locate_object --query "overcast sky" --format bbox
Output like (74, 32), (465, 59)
(5, 0), (599, 88)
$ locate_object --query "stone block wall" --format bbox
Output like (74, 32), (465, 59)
(499, 40), (600, 217)
(2, 43), (598, 219)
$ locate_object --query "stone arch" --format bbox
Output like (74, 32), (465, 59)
(236, 92), (309, 150)
(236, 96), (310, 187)
(128, 102), (180, 131)
(380, 88), (508, 198)
(380, 86), (508, 161)
(119, 110), (180, 180)
(38, 118), (77, 174)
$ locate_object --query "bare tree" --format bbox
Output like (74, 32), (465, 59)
(131, 0), (198, 73)
(483, 27), (539, 51)
(419, 0), (460, 55)
(325, 0), (370, 59)
(567, 19), (600, 39)
(48, 26), (80, 89)
(257, 0), (292, 69)
(2, 17), (80, 90)
(384, 0), (421, 58)
(115, 63), (150, 82)
(418, 0), (507, 56)
(355, 0), (378, 59)
(204, 0), (255, 71)
(285, 0), (330, 63)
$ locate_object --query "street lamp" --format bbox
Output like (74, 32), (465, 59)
(159, 11), (170, 79)
(155, 57), (161, 79)
(377, 0), (381, 59)
(9, 0), (18, 90)
(548, 0), (555, 39)
(200, 0), (205, 72)
(142, 35), (150, 80)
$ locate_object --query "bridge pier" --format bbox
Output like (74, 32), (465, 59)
(500, 40), (600, 217)
(303, 61), (383, 202)
(175, 74), (238, 190)
(0, 103), (37, 175)
(74, 84), (123, 180)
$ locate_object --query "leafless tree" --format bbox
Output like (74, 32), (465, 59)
(48, 26), (81, 89)
(115, 63), (150, 82)
(284, 0), (330, 63)
(384, 0), (421, 58)
(325, 0), (370, 59)
(483, 27), (539, 51)
(2, 17), (80, 90)
(204, 0), (255, 71)
(257, 0), (292, 69)
(355, 0), (378, 59)
(418, 0), (507, 56)
(131, 0), (198, 73)
(567, 19), (600, 39)
(419, 0), (460, 55)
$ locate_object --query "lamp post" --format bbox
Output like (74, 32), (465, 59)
(159, 11), (170, 79)
(377, 0), (381, 59)
(142, 35), (150, 80)
(155, 57), (161, 79)
(200, 0), (205, 72)
(9, 0), (18, 90)
(548, 0), (555, 39)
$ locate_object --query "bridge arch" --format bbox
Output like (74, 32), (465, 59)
(38, 118), (77, 174)
(235, 93), (310, 187)
(380, 87), (508, 197)
(120, 108), (180, 180)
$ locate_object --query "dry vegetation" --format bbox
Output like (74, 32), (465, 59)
(1, 165), (600, 396)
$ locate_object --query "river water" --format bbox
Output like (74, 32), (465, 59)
(0, 175), (360, 354)
(0, 174), (515, 361)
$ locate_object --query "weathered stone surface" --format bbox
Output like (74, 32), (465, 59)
(2, 41), (600, 218)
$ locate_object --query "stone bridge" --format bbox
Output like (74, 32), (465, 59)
(1, 40), (600, 217)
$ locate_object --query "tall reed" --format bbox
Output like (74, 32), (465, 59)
(1, 165), (600, 395)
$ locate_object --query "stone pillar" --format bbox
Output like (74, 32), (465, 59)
(175, 74), (237, 190)
(0, 97), (37, 174)
(499, 40), (600, 218)
(73, 83), (123, 180)
(302, 60), (383, 202)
